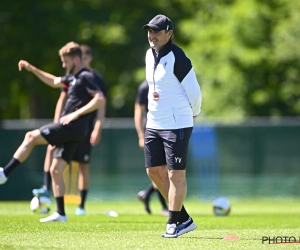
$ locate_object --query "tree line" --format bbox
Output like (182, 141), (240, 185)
(1, 0), (299, 119)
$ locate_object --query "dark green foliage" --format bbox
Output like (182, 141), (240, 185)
(1, 0), (300, 118)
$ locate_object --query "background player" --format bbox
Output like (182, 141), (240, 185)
(134, 80), (168, 216)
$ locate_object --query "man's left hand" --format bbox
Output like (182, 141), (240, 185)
(90, 129), (101, 146)
(60, 112), (79, 125)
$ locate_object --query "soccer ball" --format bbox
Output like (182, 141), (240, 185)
(213, 197), (231, 216)
(30, 196), (51, 214)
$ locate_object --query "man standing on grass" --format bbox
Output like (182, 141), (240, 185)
(142, 14), (202, 237)
(0, 41), (105, 222)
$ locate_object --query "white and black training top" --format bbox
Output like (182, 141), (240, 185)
(145, 39), (202, 130)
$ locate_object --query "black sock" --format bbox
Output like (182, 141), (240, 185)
(157, 190), (168, 210)
(167, 210), (180, 224)
(79, 190), (88, 209)
(44, 171), (51, 190)
(144, 183), (155, 199)
(56, 196), (65, 216)
(3, 158), (21, 177)
(178, 205), (190, 223)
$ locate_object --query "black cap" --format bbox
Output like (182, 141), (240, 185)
(142, 14), (173, 31)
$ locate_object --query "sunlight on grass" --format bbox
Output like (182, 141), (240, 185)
(1, 199), (300, 249)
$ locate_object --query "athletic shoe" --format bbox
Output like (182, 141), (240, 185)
(162, 223), (178, 238)
(162, 209), (169, 216)
(40, 212), (67, 223)
(177, 217), (197, 236)
(137, 190), (151, 214)
(0, 168), (7, 184)
(75, 207), (86, 216)
(32, 186), (50, 197)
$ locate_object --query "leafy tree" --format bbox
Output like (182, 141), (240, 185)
(179, 0), (300, 118)
(0, 0), (195, 119)
(1, 0), (299, 119)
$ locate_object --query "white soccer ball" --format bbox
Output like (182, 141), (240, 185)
(106, 210), (118, 217)
(30, 196), (51, 214)
(213, 197), (231, 216)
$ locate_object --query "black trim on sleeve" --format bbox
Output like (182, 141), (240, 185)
(172, 45), (192, 83)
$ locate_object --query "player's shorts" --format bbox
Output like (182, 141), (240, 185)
(144, 127), (193, 170)
(72, 134), (92, 163)
(39, 121), (87, 163)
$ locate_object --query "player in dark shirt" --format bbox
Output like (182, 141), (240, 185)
(0, 42), (105, 223)
(134, 80), (168, 216)
(32, 45), (107, 216)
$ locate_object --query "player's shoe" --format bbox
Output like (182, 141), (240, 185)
(162, 223), (178, 238)
(0, 167), (8, 184)
(32, 186), (50, 197)
(137, 190), (151, 214)
(177, 217), (197, 236)
(40, 212), (67, 223)
(75, 207), (86, 216)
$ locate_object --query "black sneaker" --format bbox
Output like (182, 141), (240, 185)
(177, 217), (197, 236)
(162, 223), (178, 238)
(137, 190), (151, 214)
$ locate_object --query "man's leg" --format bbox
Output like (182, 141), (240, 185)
(32, 144), (55, 197)
(156, 189), (168, 216)
(142, 170), (168, 215)
(152, 175), (168, 215)
(0, 130), (47, 184)
(146, 166), (169, 200)
(43, 145), (55, 190)
(168, 169), (186, 211)
(144, 128), (195, 237)
(147, 166), (195, 237)
(147, 166), (181, 237)
(14, 130), (47, 162)
(40, 157), (68, 222)
(148, 168), (188, 214)
(76, 162), (89, 215)
(137, 182), (156, 214)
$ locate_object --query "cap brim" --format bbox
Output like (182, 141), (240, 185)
(142, 24), (161, 31)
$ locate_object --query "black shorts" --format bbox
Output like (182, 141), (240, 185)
(72, 134), (92, 163)
(39, 121), (87, 163)
(144, 127), (193, 170)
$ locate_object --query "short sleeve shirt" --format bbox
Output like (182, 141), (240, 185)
(135, 80), (149, 128)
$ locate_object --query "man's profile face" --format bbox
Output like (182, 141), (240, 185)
(61, 55), (76, 75)
(147, 28), (172, 52)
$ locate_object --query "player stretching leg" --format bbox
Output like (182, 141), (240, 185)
(0, 42), (105, 223)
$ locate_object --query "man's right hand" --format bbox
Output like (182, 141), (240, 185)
(18, 60), (31, 71)
(138, 137), (144, 149)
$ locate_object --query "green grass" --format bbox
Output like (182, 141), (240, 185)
(1, 199), (300, 249)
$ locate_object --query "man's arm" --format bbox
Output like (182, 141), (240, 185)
(90, 103), (106, 146)
(181, 68), (202, 116)
(134, 103), (146, 149)
(60, 92), (105, 125)
(18, 60), (63, 88)
(53, 91), (68, 122)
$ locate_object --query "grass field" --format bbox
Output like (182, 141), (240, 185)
(1, 198), (300, 249)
